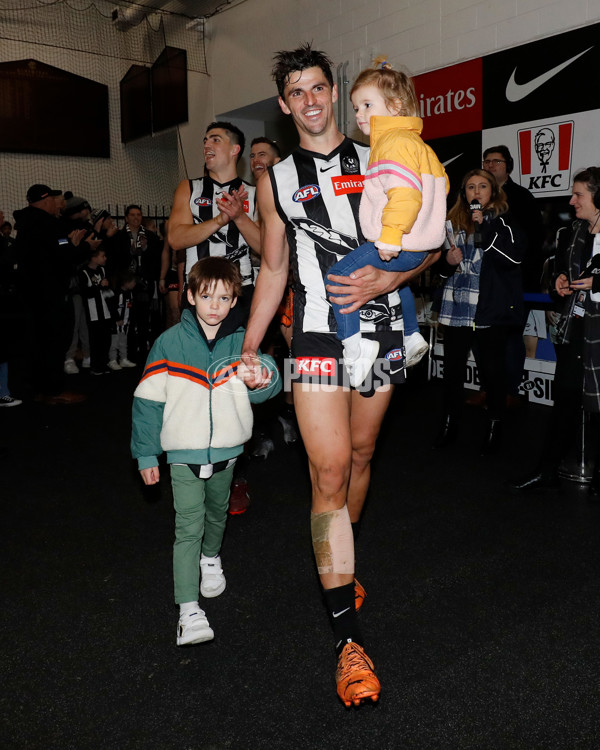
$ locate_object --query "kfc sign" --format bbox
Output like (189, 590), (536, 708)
(518, 121), (573, 194)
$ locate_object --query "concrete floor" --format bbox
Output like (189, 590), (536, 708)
(2, 366), (599, 749)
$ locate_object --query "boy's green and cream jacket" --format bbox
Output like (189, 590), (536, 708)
(131, 308), (281, 470)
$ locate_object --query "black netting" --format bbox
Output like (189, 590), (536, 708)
(0, 0), (209, 224)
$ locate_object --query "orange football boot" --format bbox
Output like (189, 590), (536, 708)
(354, 578), (366, 612)
(336, 642), (381, 707)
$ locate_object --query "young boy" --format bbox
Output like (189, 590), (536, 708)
(108, 270), (137, 370)
(79, 247), (113, 375)
(131, 257), (280, 646)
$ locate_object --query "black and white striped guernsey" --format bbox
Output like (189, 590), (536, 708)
(269, 137), (402, 334)
(185, 176), (256, 286)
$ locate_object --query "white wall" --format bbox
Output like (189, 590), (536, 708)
(202, 0), (600, 141)
(3, 0), (600, 222)
(0, 3), (198, 222)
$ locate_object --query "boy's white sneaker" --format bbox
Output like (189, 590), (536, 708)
(176, 609), (214, 646)
(64, 359), (79, 375)
(107, 360), (122, 371)
(120, 358), (137, 368)
(200, 554), (226, 598)
(344, 338), (380, 388)
(81, 357), (91, 369)
(404, 331), (429, 368)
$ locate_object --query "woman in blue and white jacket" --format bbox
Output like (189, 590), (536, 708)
(434, 169), (525, 454)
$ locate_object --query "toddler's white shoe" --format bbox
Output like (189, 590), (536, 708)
(404, 331), (429, 368)
(176, 609), (214, 646)
(344, 338), (380, 388)
(200, 554), (226, 598)
(81, 357), (91, 369)
(119, 358), (137, 368)
(107, 360), (122, 371)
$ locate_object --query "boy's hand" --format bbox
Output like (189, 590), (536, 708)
(140, 467), (160, 485)
(238, 353), (273, 389)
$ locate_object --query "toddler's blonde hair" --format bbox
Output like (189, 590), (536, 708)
(350, 55), (419, 117)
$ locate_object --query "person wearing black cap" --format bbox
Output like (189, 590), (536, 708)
(12, 184), (88, 403)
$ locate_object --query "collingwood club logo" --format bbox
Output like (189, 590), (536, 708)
(342, 156), (359, 174)
(517, 120), (573, 194)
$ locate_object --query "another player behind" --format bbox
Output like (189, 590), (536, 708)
(327, 57), (449, 386)
(131, 257), (280, 646)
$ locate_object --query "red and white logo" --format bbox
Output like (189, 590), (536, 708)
(518, 120), (573, 194)
(413, 58), (482, 141)
(331, 176), (364, 196)
(295, 357), (337, 376)
(243, 199), (250, 213)
(194, 197), (212, 206)
(385, 348), (403, 362)
(293, 185), (321, 202)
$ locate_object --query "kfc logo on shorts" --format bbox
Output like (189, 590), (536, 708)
(331, 176), (364, 196)
(295, 356), (337, 376)
(518, 121), (573, 194)
(194, 197), (212, 206)
(293, 185), (321, 202)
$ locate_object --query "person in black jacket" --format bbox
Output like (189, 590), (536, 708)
(433, 169), (524, 454)
(510, 167), (600, 496)
(13, 184), (87, 403)
(104, 205), (163, 362)
(465, 145), (543, 407)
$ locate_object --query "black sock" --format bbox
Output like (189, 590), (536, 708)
(323, 583), (363, 656)
(279, 402), (295, 420)
(351, 520), (362, 544)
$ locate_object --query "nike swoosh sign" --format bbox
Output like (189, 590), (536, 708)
(332, 607), (351, 618)
(320, 165), (336, 172)
(442, 153), (463, 168)
(505, 47), (592, 102)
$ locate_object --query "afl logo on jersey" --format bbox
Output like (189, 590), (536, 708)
(342, 156), (359, 174)
(385, 348), (403, 362)
(194, 197), (213, 206)
(293, 184), (321, 203)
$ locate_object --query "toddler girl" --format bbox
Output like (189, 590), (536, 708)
(328, 58), (449, 386)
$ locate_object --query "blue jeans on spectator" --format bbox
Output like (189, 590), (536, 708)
(327, 242), (426, 341)
(0, 362), (9, 398)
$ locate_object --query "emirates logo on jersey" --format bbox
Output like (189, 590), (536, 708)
(194, 197), (213, 206)
(331, 175), (364, 196)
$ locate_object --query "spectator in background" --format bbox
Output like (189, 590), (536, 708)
(78, 246), (113, 376)
(0, 210), (22, 407)
(105, 205), (163, 362)
(467, 145), (543, 407)
(108, 270), (137, 370)
(13, 184), (87, 404)
(1, 221), (14, 246)
(158, 220), (181, 330)
(61, 192), (95, 375)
